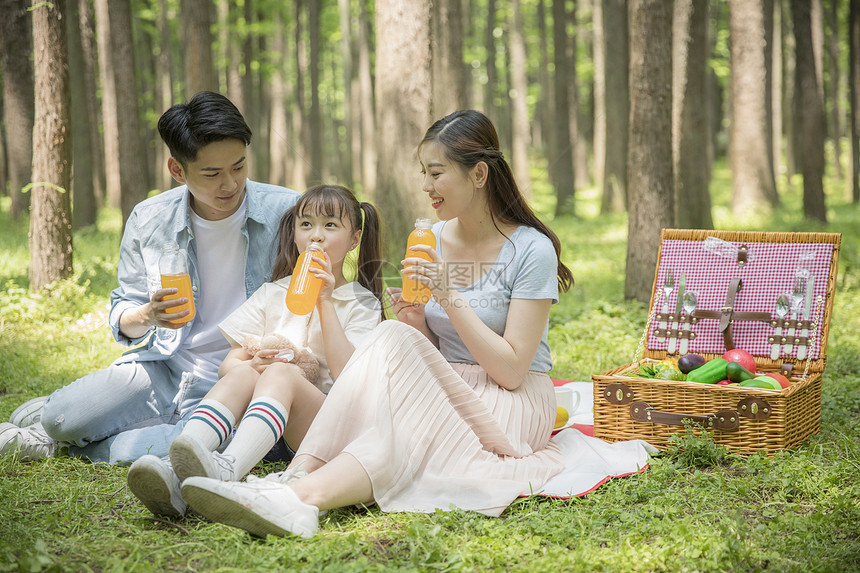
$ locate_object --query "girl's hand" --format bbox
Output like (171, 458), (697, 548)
(386, 287), (427, 328)
(401, 245), (451, 300)
(309, 250), (336, 304)
(250, 348), (293, 374)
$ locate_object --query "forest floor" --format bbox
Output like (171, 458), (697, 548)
(1, 164), (859, 571)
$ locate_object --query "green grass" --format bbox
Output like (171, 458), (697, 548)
(2, 164), (860, 571)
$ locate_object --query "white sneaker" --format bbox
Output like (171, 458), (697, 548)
(0, 422), (58, 462)
(127, 455), (186, 518)
(170, 434), (236, 483)
(246, 466), (308, 484)
(9, 396), (48, 427)
(181, 477), (319, 538)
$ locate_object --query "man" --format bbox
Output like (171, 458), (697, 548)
(1, 92), (300, 464)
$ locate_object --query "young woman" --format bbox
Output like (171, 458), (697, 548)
(180, 110), (574, 538)
(128, 184), (383, 518)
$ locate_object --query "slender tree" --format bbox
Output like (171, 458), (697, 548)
(626, 0), (673, 303)
(309, 0), (324, 184)
(339, 0), (356, 187)
(181, 0), (216, 96)
(509, 0), (532, 196)
(598, 0), (629, 213)
(792, 0), (828, 222)
(432, 0), (466, 117)
(553, 0), (576, 216)
(0, 0), (34, 219)
(375, 0), (433, 257)
(269, 5), (289, 188)
(30, 0), (73, 289)
(728, 0), (779, 216)
(851, 0), (860, 202)
(94, 0), (120, 209)
(673, 0), (713, 229)
(67, 0), (97, 229)
(484, 0), (498, 123)
(358, 0), (377, 194)
(825, 0), (843, 179)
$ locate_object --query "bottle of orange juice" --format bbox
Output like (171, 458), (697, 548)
(286, 243), (327, 315)
(401, 218), (436, 304)
(159, 241), (196, 325)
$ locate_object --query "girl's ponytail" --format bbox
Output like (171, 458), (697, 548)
(356, 201), (385, 322)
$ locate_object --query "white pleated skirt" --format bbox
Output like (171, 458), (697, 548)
(296, 320), (565, 517)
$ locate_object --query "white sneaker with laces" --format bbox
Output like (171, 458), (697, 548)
(127, 455), (186, 518)
(181, 477), (320, 538)
(170, 434), (236, 483)
(9, 396), (48, 427)
(245, 466), (308, 484)
(0, 422), (58, 462)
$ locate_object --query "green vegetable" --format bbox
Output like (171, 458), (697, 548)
(739, 376), (783, 390)
(726, 361), (756, 383)
(685, 358), (728, 384)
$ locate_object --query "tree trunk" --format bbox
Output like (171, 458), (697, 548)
(156, 0), (175, 192)
(792, 0), (828, 222)
(851, 0), (860, 202)
(728, 0), (778, 216)
(772, 0), (783, 183)
(107, 0), (148, 230)
(432, 0), (466, 118)
(180, 0), (215, 96)
(375, 0), (433, 259)
(573, 4), (591, 191)
(30, 0), (73, 289)
(509, 0), (532, 197)
(484, 0), (498, 123)
(626, 0), (673, 303)
(339, 0), (356, 188)
(94, 0), (120, 209)
(0, 0), (34, 219)
(537, 0), (553, 153)
(67, 0), (97, 229)
(783, 0), (797, 179)
(674, 0), (713, 229)
(293, 0), (309, 189)
(553, 0), (575, 216)
(309, 0), (324, 184)
(826, 0), (843, 179)
(599, 0), (628, 213)
(269, 6), (288, 188)
(358, 0), (377, 196)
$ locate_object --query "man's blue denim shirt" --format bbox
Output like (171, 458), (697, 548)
(108, 180), (300, 364)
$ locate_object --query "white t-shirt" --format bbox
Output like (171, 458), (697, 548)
(172, 199), (248, 380)
(218, 277), (382, 393)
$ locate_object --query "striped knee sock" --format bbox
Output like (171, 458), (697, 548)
(180, 399), (236, 451)
(222, 397), (289, 479)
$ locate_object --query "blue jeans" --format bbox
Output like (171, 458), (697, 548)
(41, 360), (215, 464)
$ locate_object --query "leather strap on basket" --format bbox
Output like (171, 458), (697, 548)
(691, 278), (771, 350)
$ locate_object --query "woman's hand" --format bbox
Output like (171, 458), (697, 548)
(400, 245), (451, 301)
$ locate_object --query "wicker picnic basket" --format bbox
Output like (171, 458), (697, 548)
(592, 229), (841, 454)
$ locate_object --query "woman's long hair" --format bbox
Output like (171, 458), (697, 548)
(420, 110), (573, 292)
(271, 185), (385, 320)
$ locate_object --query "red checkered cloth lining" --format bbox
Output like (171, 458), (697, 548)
(647, 239), (833, 359)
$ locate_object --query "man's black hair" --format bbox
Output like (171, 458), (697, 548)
(157, 91), (252, 166)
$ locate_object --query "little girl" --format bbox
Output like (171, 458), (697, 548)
(127, 184), (384, 518)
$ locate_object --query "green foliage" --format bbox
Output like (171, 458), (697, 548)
(2, 166), (860, 571)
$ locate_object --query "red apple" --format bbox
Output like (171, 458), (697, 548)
(763, 372), (791, 388)
(716, 379), (732, 385)
(722, 349), (756, 375)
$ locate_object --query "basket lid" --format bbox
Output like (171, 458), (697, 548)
(642, 229), (841, 374)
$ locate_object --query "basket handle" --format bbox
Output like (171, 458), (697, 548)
(629, 400), (740, 432)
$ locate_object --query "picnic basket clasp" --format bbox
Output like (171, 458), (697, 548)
(629, 400), (741, 432)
